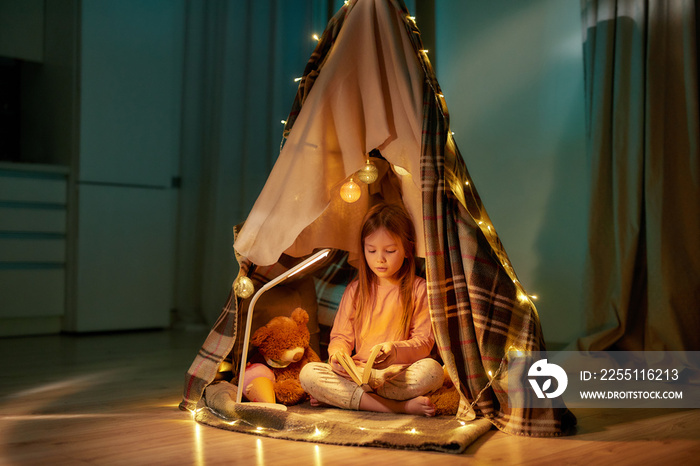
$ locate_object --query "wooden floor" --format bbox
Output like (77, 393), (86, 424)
(1, 330), (699, 465)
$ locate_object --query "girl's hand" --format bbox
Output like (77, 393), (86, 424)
(328, 353), (349, 377)
(370, 342), (397, 369)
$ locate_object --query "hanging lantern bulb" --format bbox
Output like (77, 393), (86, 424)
(392, 164), (410, 176)
(340, 177), (361, 203)
(233, 276), (255, 299)
(356, 159), (379, 184)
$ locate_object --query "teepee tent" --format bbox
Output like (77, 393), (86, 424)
(181, 0), (574, 438)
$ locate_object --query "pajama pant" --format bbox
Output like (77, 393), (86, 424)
(299, 358), (444, 410)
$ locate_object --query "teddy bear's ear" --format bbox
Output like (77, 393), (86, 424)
(290, 307), (309, 326)
(250, 326), (270, 347)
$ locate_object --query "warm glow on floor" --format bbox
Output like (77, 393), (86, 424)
(193, 422), (204, 466)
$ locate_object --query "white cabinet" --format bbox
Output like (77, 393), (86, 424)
(0, 164), (68, 336)
(62, 0), (185, 332)
(78, 0), (183, 187)
(1, 1), (184, 334)
(69, 184), (176, 332)
(3, 0), (190, 334)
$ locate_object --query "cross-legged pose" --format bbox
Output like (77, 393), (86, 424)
(300, 203), (443, 416)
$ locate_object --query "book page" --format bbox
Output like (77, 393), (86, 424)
(362, 345), (383, 385)
(335, 350), (362, 385)
(335, 345), (384, 389)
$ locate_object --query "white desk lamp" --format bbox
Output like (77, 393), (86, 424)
(235, 248), (332, 405)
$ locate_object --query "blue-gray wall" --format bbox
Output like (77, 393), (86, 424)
(435, 0), (589, 345)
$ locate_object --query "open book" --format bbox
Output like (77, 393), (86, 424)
(334, 345), (382, 392)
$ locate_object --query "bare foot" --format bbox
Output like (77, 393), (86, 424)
(309, 395), (329, 408)
(359, 393), (436, 417)
(403, 396), (436, 417)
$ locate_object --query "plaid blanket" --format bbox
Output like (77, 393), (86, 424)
(399, 2), (574, 436)
(180, 0), (574, 436)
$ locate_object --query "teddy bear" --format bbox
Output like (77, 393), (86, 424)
(428, 365), (460, 416)
(249, 307), (321, 405)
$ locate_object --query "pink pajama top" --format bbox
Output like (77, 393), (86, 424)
(327, 277), (434, 365)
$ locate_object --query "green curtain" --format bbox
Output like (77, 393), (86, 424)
(579, 0), (700, 351)
(174, 0), (331, 325)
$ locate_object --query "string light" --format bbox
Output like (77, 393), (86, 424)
(392, 164), (410, 176)
(505, 346), (525, 362)
(312, 33), (320, 41)
(281, 120), (286, 125)
(356, 159), (378, 184)
(189, 407), (203, 420)
(294, 77), (302, 82)
(340, 177), (361, 203)
(233, 276), (255, 299)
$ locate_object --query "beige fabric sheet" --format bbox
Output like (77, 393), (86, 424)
(234, 0), (425, 265)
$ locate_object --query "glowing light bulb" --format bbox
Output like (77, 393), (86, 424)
(340, 178), (361, 203)
(356, 159), (378, 184)
(392, 164), (410, 176)
(312, 33), (320, 41)
(233, 276), (255, 299)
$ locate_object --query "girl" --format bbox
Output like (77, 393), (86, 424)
(299, 203), (443, 416)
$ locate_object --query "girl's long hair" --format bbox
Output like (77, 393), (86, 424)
(353, 203), (417, 340)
